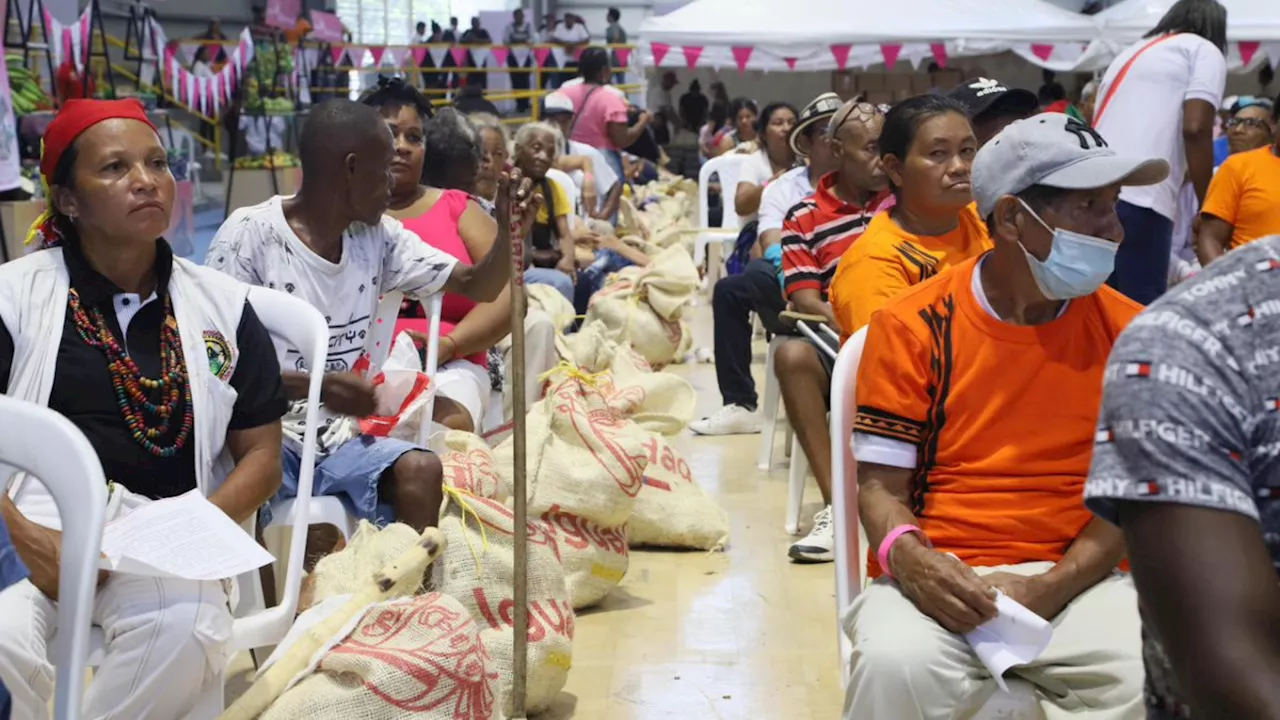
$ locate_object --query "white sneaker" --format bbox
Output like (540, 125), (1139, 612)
(789, 506), (835, 563)
(689, 404), (761, 435)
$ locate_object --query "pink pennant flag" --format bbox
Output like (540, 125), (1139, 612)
(1030, 44), (1055, 62)
(731, 46), (753, 73)
(449, 45), (469, 67)
(370, 46), (387, 66)
(412, 46), (428, 65)
(881, 43), (902, 69)
(830, 44), (852, 71)
(533, 46), (552, 67)
(784, 57), (798, 71)
(330, 45), (347, 65)
(615, 46), (632, 68)
(574, 46), (585, 61)
(682, 45), (703, 69)
(489, 45), (510, 67)
(1239, 41), (1261, 65)
(651, 42), (671, 66)
(930, 43), (948, 68)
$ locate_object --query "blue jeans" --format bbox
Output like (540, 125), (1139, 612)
(525, 267), (574, 302)
(575, 248), (632, 315)
(1109, 200), (1173, 305)
(266, 435), (425, 527)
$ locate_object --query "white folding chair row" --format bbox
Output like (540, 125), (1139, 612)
(829, 328), (1039, 717)
(0, 396), (108, 720)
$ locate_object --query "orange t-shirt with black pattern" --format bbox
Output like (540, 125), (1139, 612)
(854, 255), (1141, 576)
(829, 202), (992, 344)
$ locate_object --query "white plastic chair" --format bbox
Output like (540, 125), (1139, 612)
(265, 291), (443, 545)
(757, 335), (793, 472)
(830, 328), (1039, 717)
(694, 153), (746, 288)
(0, 396), (108, 720)
(782, 320), (840, 534)
(547, 168), (582, 223)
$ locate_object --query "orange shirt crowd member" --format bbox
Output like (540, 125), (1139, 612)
(845, 111), (1169, 720)
(828, 96), (991, 342)
(1197, 136), (1280, 263)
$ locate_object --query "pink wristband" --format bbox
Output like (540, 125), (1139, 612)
(877, 525), (930, 579)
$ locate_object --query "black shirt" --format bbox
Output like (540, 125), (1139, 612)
(0, 241), (287, 499)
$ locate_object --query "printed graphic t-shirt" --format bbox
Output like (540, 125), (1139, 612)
(205, 196), (458, 453)
(855, 254), (1141, 575)
(1085, 237), (1280, 719)
(829, 202), (991, 342)
(1201, 146), (1280, 251)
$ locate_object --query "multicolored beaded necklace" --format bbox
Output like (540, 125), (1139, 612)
(67, 288), (193, 457)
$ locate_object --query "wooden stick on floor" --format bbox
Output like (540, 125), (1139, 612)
(508, 172), (531, 720)
(217, 528), (447, 720)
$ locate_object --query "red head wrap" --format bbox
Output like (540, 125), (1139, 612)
(30, 99), (159, 248)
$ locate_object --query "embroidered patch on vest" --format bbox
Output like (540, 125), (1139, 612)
(203, 330), (235, 380)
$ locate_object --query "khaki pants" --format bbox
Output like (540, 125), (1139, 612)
(842, 562), (1144, 720)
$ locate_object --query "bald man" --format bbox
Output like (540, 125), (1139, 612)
(207, 100), (522, 534)
(778, 100), (892, 563)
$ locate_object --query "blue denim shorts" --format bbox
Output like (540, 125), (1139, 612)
(266, 434), (426, 527)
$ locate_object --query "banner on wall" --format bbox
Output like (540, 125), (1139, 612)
(265, 0), (301, 30)
(309, 10), (344, 43)
(0, 2), (21, 193)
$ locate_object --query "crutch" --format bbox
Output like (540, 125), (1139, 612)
(780, 309), (841, 357)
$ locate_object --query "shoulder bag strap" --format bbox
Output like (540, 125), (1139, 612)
(1092, 33), (1181, 127)
(568, 85), (604, 138)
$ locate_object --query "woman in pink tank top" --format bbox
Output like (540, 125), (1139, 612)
(363, 80), (512, 434)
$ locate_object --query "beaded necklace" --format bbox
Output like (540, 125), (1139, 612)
(67, 288), (193, 457)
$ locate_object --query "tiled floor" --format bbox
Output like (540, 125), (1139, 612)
(221, 277), (846, 719)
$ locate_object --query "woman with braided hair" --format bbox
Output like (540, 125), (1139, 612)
(0, 98), (287, 719)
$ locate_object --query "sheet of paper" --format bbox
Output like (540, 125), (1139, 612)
(963, 591), (1053, 692)
(97, 490), (275, 581)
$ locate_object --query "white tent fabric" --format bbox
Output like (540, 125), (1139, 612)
(638, 0), (1098, 50)
(1096, 0), (1280, 43)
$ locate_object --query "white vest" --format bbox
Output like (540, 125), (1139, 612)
(0, 249), (249, 530)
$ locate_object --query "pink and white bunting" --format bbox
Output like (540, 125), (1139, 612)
(682, 45), (703, 69)
(449, 45), (469, 67)
(368, 45), (386, 66)
(730, 46), (752, 73)
(880, 43), (902, 68)
(42, 7), (93, 73)
(154, 20), (254, 117)
(489, 45), (510, 67)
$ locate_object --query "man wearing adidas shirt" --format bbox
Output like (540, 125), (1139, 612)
(1086, 236), (1280, 718)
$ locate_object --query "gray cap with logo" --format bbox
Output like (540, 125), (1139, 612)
(971, 113), (1170, 218)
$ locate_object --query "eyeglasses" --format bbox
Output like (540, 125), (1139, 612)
(1226, 117), (1274, 131)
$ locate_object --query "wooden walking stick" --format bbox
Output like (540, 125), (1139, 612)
(506, 169), (534, 720)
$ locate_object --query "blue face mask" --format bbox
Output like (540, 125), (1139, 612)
(1019, 200), (1119, 300)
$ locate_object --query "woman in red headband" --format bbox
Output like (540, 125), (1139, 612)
(0, 99), (288, 719)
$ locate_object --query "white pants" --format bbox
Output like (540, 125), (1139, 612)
(843, 562), (1144, 720)
(433, 358), (490, 430)
(0, 485), (232, 720)
(503, 309), (560, 420)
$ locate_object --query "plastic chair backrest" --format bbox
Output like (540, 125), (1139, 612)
(367, 291), (443, 447)
(829, 325), (868, 685)
(230, 286), (329, 650)
(698, 153), (747, 231)
(0, 396), (108, 720)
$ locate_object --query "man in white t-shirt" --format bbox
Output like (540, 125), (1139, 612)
(542, 92), (623, 220)
(207, 100), (521, 533)
(550, 14), (590, 46)
(1092, 0), (1227, 304)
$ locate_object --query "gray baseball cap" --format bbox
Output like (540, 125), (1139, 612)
(972, 113), (1170, 218)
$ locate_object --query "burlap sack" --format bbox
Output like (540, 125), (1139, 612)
(436, 489), (573, 716)
(440, 431), (504, 501)
(493, 373), (649, 607)
(555, 321), (696, 436)
(495, 374), (649, 527)
(629, 433), (730, 550)
(583, 246), (699, 367)
(261, 593), (499, 720)
(308, 521), (425, 608)
(526, 282), (577, 329)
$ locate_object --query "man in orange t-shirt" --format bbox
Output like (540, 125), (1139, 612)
(1196, 103), (1280, 264)
(844, 114), (1168, 719)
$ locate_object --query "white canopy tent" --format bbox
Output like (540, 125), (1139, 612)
(636, 0), (1100, 72)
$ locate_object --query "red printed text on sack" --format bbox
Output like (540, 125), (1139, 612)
(472, 587), (577, 643)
